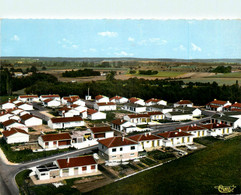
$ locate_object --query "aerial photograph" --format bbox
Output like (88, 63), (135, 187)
(0, 18), (240, 195)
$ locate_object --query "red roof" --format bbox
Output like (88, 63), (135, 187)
(87, 109), (98, 115)
(43, 98), (55, 103)
(59, 107), (72, 112)
(148, 111), (163, 116)
(200, 123), (231, 129)
(157, 130), (192, 138)
(90, 126), (112, 133)
(176, 100), (193, 105)
(230, 108), (241, 112)
(127, 114), (150, 118)
(19, 95), (38, 98)
(129, 97), (140, 103)
(98, 137), (138, 148)
(2, 119), (20, 127)
(231, 103), (241, 108)
(209, 105), (220, 108)
(41, 95), (60, 98)
(97, 102), (115, 106)
(112, 119), (126, 125)
(145, 98), (160, 103)
(209, 100), (228, 105)
(50, 116), (83, 123)
(129, 133), (161, 142)
(177, 125), (206, 132)
(110, 96), (122, 101)
(41, 133), (71, 142)
(70, 104), (80, 108)
(2, 128), (28, 137)
(15, 102), (25, 107)
(57, 156), (96, 169)
(95, 95), (104, 100)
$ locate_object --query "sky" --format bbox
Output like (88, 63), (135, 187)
(1, 19), (241, 59)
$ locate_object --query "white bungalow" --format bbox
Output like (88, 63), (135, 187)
(20, 114), (43, 127)
(211, 113), (241, 129)
(87, 109), (106, 120)
(98, 136), (139, 164)
(145, 98), (167, 106)
(38, 133), (72, 149)
(147, 111), (165, 120)
(40, 95), (61, 102)
(157, 130), (193, 147)
(147, 105), (173, 114)
(201, 123), (233, 137)
(2, 119), (28, 131)
(48, 116), (85, 129)
(165, 111), (193, 121)
(0, 113), (13, 123)
(128, 132), (163, 151)
(95, 95), (109, 103)
(89, 126), (114, 139)
(43, 99), (61, 108)
(176, 107), (202, 117)
(1, 100), (16, 110)
(110, 96), (128, 104)
(122, 103), (146, 113)
(174, 100), (193, 108)
(129, 97), (145, 106)
(177, 124), (209, 138)
(111, 119), (136, 133)
(15, 102), (34, 110)
(206, 99), (232, 112)
(18, 95), (39, 102)
(2, 128), (29, 144)
(123, 114), (151, 125)
(94, 102), (117, 111)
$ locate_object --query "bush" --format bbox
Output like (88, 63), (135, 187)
(147, 150), (175, 160)
(139, 70), (158, 75)
(62, 69), (101, 77)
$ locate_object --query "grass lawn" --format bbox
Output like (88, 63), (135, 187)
(208, 72), (241, 78)
(86, 135), (241, 195)
(193, 136), (221, 146)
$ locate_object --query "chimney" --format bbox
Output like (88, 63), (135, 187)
(235, 102), (237, 104)
(122, 136), (125, 141)
(194, 124), (196, 126)
(67, 157), (70, 164)
(145, 132), (147, 136)
(178, 129), (181, 132)
(175, 132), (178, 134)
(214, 99), (217, 101)
(8, 98), (11, 103)
(148, 132), (151, 135)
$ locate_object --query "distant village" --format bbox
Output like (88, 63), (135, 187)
(0, 92), (240, 183)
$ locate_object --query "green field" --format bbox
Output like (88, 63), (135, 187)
(129, 71), (185, 77)
(86, 136), (241, 195)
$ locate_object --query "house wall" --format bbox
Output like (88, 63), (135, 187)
(2, 103), (16, 110)
(5, 123), (28, 132)
(36, 169), (50, 180)
(59, 164), (97, 177)
(18, 104), (34, 110)
(0, 114), (12, 123)
(137, 139), (163, 151)
(48, 120), (85, 129)
(95, 105), (116, 111)
(165, 113), (193, 121)
(24, 118), (42, 127)
(96, 97), (109, 103)
(187, 129), (209, 138)
(5, 133), (29, 144)
(47, 101), (61, 107)
(90, 112), (106, 120)
(167, 136), (193, 146)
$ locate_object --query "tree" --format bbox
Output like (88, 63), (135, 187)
(106, 71), (116, 81)
(30, 66), (37, 73)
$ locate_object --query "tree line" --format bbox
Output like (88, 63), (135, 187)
(62, 69), (101, 77)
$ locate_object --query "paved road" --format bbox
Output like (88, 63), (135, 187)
(0, 145), (98, 195)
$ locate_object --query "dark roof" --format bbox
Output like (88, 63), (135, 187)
(177, 125), (206, 131)
(212, 114), (239, 122)
(129, 133), (162, 142)
(112, 119), (127, 125)
(148, 111), (163, 116)
(41, 95), (60, 98)
(87, 109), (98, 115)
(2, 119), (20, 127)
(98, 137), (138, 148)
(224, 111), (241, 116)
(90, 126), (113, 134)
(2, 128), (28, 137)
(176, 100), (193, 105)
(57, 156), (96, 169)
(97, 102), (115, 106)
(127, 114), (150, 118)
(129, 97), (142, 103)
(50, 116), (83, 123)
(41, 133), (71, 142)
(157, 130), (192, 138)
(20, 114), (40, 121)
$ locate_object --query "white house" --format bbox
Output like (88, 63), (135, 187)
(206, 99), (232, 112)
(176, 107), (202, 117)
(230, 102), (241, 111)
(122, 103), (146, 113)
(110, 96), (128, 104)
(10, 108), (24, 115)
(2, 128), (29, 144)
(128, 132), (163, 151)
(1, 100), (16, 110)
(147, 105), (173, 114)
(9, 115), (21, 121)
(147, 111), (165, 120)
(94, 102), (116, 111)
(129, 97), (145, 106)
(2, 119), (28, 131)
(98, 136), (139, 164)
(211, 113), (241, 129)
(145, 98), (167, 106)
(124, 114), (151, 125)
(95, 95), (109, 103)
(20, 114), (43, 127)
(59, 107), (80, 117)
(38, 133), (72, 149)
(157, 130), (193, 147)
(48, 116), (85, 129)
(111, 119), (136, 133)
(36, 156), (99, 180)
(56, 156), (98, 178)
(174, 100), (193, 108)
(0, 113), (13, 123)
(89, 126), (114, 139)
(18, 95), (39, 102)
(177, 124), (209, 138)
(70, 104), (88, 112)
(15, 102), (34, 110)
(87, 109), (106, 120)
(40, 94), (61, 102)
(165, 111), (193, 121)
(201, 123), (233, 136)
(43, 99), (61, 108)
